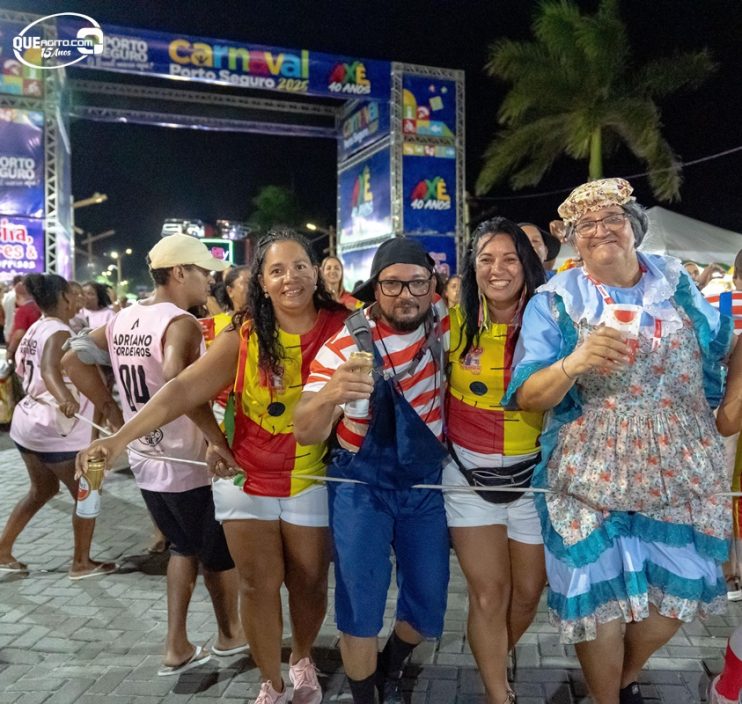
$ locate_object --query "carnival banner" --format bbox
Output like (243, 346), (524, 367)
(338, 99), (390, 161)
(0, 215), (45, 282)
(402, 154), (456, 236)
(338, 146), (392, 248)
(57, 19), (391, 100)
(409, 234), (457, 278)
(402, 75), (457, 141)
(0, 108), (45, 218)
(0, 20), (44, 97)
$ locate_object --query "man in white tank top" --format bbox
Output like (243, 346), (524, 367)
(63, 234), (246, 676)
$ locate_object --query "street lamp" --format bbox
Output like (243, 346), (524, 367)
(305, 222), (336, 256)
(109, 248), (133, 293)
(73, 192), (108, 209)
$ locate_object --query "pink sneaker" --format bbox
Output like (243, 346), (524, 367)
(289, 657), (322, 704)
(254, 680), (288, 704)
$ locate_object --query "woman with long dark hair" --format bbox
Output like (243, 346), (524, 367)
(81, 280), (114, 329)
(77, 229), (347, 704)
(444, 218), (546, 704)
(0, 274), (116, 579)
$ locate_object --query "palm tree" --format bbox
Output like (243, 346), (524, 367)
(476, 0), (715, 202)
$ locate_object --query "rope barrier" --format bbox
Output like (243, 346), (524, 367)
(66, 409), (742, 499)
(21, 379), (729, 503)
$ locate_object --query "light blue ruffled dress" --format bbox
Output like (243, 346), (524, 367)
(505, 253), (733, 643)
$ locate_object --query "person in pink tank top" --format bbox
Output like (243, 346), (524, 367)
(0, 274), (116, 580)
(63, 234), (245, 677)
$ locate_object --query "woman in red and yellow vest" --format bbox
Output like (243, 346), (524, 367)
(444, 218), (547, 704)
(78, 230), (346, 704)
(212, 231), (347, 703)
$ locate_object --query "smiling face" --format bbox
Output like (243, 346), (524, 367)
(321, 257), (343, 287)
(374, 263), (434, 332)
(259, 240), (318, 315)
(475, 233), (525, 313)
(573, 206), (635, 272)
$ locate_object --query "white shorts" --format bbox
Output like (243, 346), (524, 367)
(442, 449), (543, 545)
(212, 478), (329, 527)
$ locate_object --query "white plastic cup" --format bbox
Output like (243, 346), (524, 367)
(601, 303), (642, 363)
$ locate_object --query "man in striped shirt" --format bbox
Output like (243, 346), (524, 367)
(295, 238), (450, 704)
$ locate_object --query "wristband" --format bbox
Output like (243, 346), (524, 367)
(560, 357), (576, 380)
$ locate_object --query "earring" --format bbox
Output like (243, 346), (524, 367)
(264, 291), (269, 298)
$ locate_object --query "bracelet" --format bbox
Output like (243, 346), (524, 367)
(560, 357), (576, 380)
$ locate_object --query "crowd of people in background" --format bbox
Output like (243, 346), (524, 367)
(3, 176), (742, 704)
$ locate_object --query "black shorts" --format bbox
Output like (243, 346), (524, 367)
(15, 443), (78, 465)
(141, 485), (234, 572)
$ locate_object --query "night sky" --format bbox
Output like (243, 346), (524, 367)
(6, 0), (742, 283)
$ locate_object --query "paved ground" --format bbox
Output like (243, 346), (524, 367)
(0, 444), (739, 703)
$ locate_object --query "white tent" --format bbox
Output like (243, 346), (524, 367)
(640, 206), (742, 265)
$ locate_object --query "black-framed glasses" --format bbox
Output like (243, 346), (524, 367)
(377, 276), (434, 297)
(574, 213), (628, 239)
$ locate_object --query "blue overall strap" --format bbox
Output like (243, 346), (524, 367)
(719, 291), (733, 317)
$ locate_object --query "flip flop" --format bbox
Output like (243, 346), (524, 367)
(157, 645), (211, 677)
(211, 643), (249, 657)
(0, 561), (28, 573)
(68, 562), (119, 581)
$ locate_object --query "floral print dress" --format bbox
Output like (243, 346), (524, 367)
(506, 253), (733, 643)
(545, 311), (730, 641)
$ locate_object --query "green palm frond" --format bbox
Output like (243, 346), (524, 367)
(636, 50), (717, 99)
(604, 99), (681, 200)
(476, 116), (571, 194)
(477, 0), (713, 203)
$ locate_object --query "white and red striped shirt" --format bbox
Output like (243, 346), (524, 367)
(304, 297), (449, 452)
(706, 290), (742, 335)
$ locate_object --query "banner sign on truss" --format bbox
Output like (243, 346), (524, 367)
(338, 146), (392, 248)
(0, 20), (44, 97)
(402, 75), (457, 140)
(338, 99), (390, 161)
(0, 215), (45, 282)
(408, 234), (457, 279)
(0, 108), (45, 219)
(402, 153), (456, 236)
(57, 19), (391, 100)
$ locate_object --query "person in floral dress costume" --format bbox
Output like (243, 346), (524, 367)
(505, 178), (733, 704)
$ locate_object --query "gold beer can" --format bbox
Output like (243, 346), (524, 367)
(76, 457), (105, 518)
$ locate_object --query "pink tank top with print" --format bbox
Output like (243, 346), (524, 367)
(106, 302), (209, 492)
(10, 317), (95, 453)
